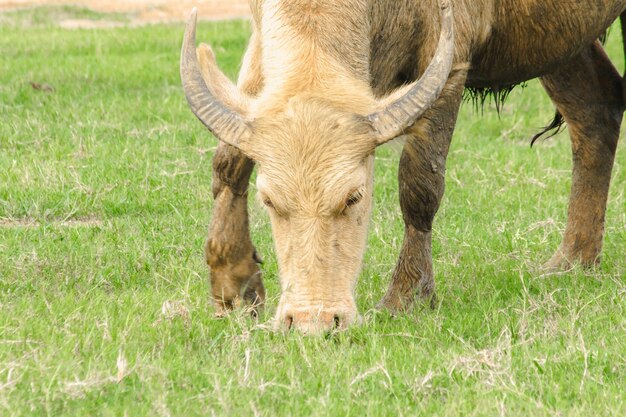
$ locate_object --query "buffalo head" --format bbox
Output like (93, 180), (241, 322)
(180, 2), (454, 334)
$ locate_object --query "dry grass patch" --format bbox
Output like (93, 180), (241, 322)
(0, 217), (103, 228)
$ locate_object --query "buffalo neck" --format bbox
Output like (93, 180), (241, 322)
(257, 0), (374, 113)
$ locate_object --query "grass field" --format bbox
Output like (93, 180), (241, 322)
(1, 6), (625, 416)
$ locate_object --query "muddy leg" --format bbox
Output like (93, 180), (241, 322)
(379, 71), (467, 312)
(540, 42), (623, 270)
(206, 143), (265, 315)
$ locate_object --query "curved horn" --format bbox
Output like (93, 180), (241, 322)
(368, 0), (455, 143)
(180, 8), (252, 149)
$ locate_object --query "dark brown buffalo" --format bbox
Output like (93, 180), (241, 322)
(181, 0), (625, 333)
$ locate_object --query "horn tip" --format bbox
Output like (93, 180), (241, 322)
(188, 7), (198, 22)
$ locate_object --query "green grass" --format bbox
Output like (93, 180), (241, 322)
(0, 6), (130, 28)
(1, 8), (625, 417)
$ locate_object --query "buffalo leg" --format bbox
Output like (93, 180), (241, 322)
(204, 27), (266, 315)
(540, 41), (623, 270)
(379, 70), (467, 312)
(205, 143), (265, 315)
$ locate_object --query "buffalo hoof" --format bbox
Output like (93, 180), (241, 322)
(541, 247), (601, 274)
(209, 248), (266, 317)
(376, 290), (436, 316)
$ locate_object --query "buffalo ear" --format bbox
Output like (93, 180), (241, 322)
(197, 44), (251, 115)
(181, 8), (255, 157)
(368, 0), (455, 145)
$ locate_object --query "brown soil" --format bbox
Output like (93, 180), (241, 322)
(0, 0), (251, 26)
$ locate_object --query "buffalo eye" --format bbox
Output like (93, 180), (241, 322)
(263, 197), (275, 209)
(344, 190), (363, 210)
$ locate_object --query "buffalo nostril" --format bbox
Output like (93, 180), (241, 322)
(285, 315), (293, 330)
(279, 311), (352, 334)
